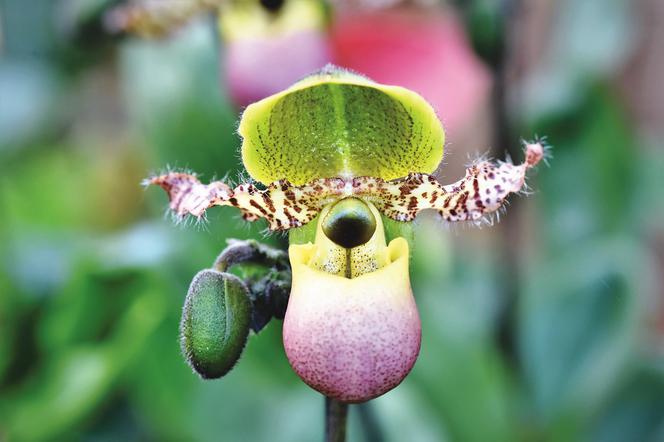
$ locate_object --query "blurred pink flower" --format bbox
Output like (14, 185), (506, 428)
(225, 30), (332, 107)
(219, 0), (332, 107)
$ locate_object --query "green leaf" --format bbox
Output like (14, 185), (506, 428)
(239, 66), (445, 185)
(590, 365), (664, 442)
(0, 284), (166, 441)
(518, 239), (643, 431)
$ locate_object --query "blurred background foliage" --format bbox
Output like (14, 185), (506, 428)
(1, 0), (663, 440)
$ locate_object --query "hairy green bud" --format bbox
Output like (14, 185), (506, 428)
(180, 269), (251, 379)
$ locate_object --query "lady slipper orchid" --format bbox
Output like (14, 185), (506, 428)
(146, 66), (546, 402)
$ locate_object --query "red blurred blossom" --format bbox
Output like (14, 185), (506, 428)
(330, 8), (491, 136)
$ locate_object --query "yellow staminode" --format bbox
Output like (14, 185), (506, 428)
(295, 200), (389, 278)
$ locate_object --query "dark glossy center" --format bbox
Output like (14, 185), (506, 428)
(322, 198), (377, 249)
(259, 0), (285, 13)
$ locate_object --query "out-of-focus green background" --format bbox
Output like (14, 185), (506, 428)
(1, 0), (663, 441)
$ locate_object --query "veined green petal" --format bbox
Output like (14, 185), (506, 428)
(239, 66), (445, 185)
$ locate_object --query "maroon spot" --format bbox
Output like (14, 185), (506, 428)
(408, 196), (418, 211)
(249, 199), (268, 216)
(262, 193), (276, 213)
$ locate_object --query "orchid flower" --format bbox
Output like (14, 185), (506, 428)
(106, 0), (333, 107)
(146, 66), (546, 403)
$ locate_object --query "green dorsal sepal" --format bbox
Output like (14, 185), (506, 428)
(239, 65), (445, 185)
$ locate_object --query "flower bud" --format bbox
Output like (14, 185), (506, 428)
(283, 201), (421, 402)
(180, 270), (251, 379)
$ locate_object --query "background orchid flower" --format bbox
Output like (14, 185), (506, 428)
(218, 0), (332, 107)
(146, 66), (546, 403)
(105, 0), (334, 107)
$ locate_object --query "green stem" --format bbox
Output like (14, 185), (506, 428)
(325, 397), (348, 442)
(213, 239), (289, 272)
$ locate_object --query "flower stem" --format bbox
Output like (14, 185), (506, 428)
(213, 239), (289, 272)
(325, 397), (348, 442)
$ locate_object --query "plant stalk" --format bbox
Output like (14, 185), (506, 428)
(325, 397), (348, 442)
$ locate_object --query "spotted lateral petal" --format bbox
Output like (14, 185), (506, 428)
(146, 141), (546, 230)
(146, 173), (340, 230)
(360, 140), (547, 223)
